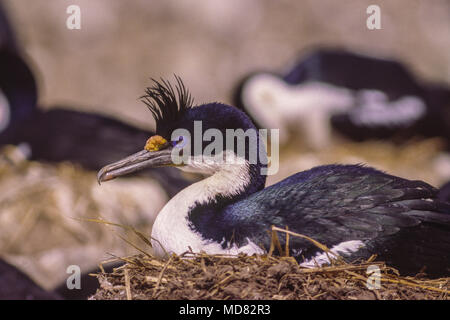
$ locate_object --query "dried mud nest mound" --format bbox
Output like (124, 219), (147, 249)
(90, 252), (450, 300)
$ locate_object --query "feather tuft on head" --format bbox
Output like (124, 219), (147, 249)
(141, 75), (194, 135)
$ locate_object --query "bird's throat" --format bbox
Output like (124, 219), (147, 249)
(150, 162), (253, 258)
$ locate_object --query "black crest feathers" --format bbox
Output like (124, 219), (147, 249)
(141, 75), (194, 134)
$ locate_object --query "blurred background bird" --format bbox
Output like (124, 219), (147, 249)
(0, 0), (449, 298)
(234, 49), (450, 150)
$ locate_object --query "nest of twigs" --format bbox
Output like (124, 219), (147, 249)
(90, 226), (450, 300)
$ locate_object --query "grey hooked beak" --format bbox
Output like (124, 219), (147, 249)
(97, 147), (174, 184)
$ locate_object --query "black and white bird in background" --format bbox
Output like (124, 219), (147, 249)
(234, 49), (450, 150)
(98, 78), (450, 277)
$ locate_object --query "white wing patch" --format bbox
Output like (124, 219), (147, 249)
(299, 240), (365, 268)
(349, 90), (426, 127)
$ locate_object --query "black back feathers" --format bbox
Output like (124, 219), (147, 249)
(141, 76), (194, 136)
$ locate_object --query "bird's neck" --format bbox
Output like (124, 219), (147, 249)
(151, 162), (265, 257)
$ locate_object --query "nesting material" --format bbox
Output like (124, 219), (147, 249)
(90, 226), (449, 300)
(90, 252), (449, 300)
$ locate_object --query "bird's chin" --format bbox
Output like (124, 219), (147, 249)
(177, 164), (216, 177)
(97, 148), (174, 184)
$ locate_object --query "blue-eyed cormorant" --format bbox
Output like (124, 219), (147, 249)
(98, 78), (450, 277)
(234, 49), (450, 149)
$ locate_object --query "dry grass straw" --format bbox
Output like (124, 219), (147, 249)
(89, 220), (450, 300)
(0, 145), (163, 288)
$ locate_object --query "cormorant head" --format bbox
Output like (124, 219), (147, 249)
(97, 76), (267, 193)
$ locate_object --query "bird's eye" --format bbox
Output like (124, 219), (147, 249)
(172, 135), (186, 148)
